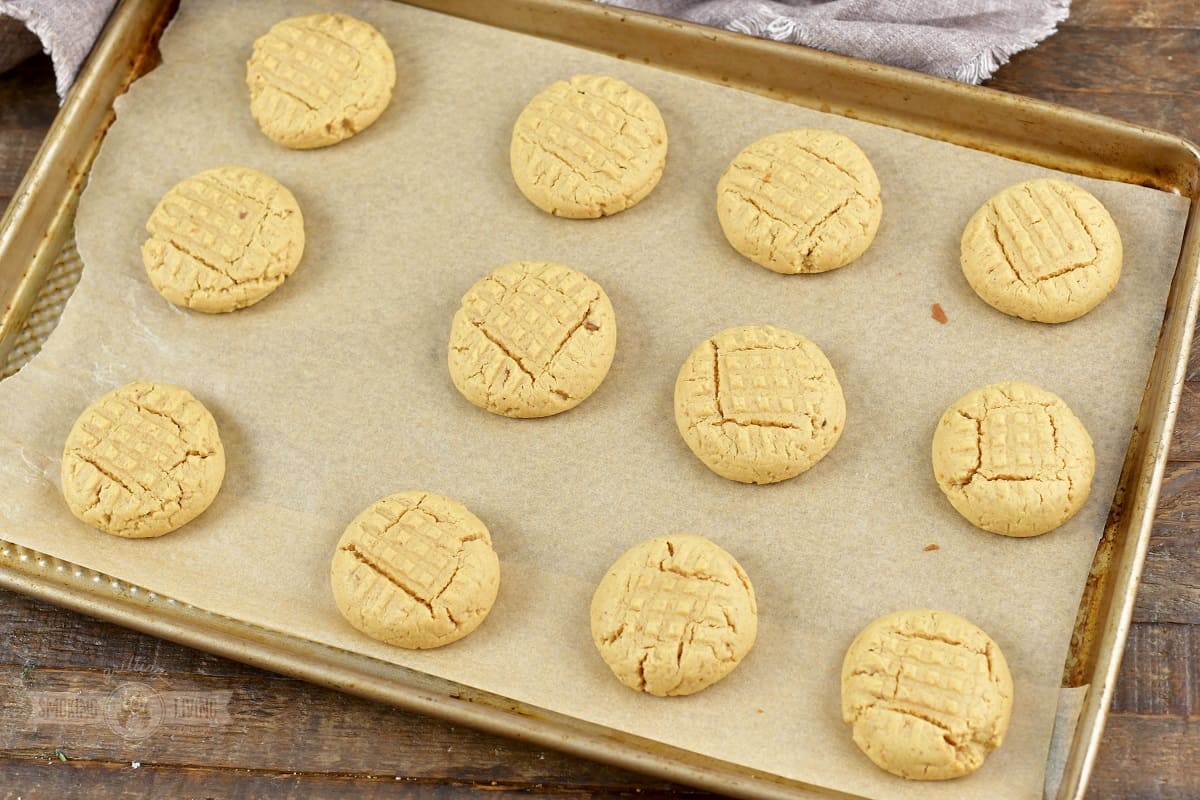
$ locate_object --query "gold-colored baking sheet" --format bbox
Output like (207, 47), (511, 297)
(1, 2), (1197, 800)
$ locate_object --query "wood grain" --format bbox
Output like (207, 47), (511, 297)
(2, 0), (1200, 798)
(1169, 383), (1200, 461)
(1087, 716), (1200, 800)
(992, 29), (1200, 98)
(1137, 464), (1200, 624)
(1065, 0), (1200, 28)
(0, 760), (709, 800)
(0, 56), (57, 214)
(0, 665), (669, 789)
(1110, 623), (1199, 715)
(0, 56), (56, 130)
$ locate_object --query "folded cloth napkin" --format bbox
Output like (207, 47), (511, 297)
(596, 0), (1071, 83)
(0, 0), (118, 99)
(0, 1), (1068, 99)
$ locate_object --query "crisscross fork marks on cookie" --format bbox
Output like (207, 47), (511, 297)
(153, 173), (270, 281)
(591, 535), (757, 697)
(960, 178), (1122, 322)
(331, 492), (500, 649)
(254, 18), (364, 113)
(517, 76), (661, 184)
(344, 499), (473, 614)
(717, 129), (881, 274)
(675, 326), (845, 484)
(142, 166), (304, 312)
(61, 382), (225, 538)
(448, 261), (617, 418)
(722, 140), (862, 246)
(463, 264), (597, 377)
(510, 74), (668, 218)
(932, 381), (1095, 537)
(990, 180), (1098, 284)
(247, 13), (395, 149)
(79, 396), (186, 491)
(715, 341), (834, 429)
(841, 609), (1013, 780)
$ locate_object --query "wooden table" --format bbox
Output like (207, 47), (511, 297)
(1, 1), (1196, 796)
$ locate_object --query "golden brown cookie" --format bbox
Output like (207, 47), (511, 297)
(510, 74), (668, 218)
(841, 609), (1014, 781)
(141, 166), (305, 313)
(447, 261), (617, 418)
(60, 381), (225, 538)
(960, 179), (1122, 322)
(674, 325), (845, 484)
(931, 381), (1095, 537)
(717, 129), (881, 274)
(330, 492), (500, 650)
(247, 13), (396, 149)
(591, 534), (757, 696)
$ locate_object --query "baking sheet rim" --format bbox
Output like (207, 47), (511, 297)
(1, 1), (1198, 799)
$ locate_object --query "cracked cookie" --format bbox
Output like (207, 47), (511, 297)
(141, 166), (305, 313)
(932, 381), (1095, 537)
(510, 74), (668, 219)
(674, 325), (845, 484)
(246, 13), (396, 149)
(330, 491), (500, 650)
(590, 534), (757, 696)
(841, 609), (1014, 781)
(716, 129), (881, 274)
(60, 381), (225, 538)
(447, 260), (617, 418)
(961, 179), (1122, 322)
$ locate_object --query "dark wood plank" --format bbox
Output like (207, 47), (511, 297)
(1137, 463), (1200, 624)
(1087, 715), (1200, 800)
(0, 762), (710, 796)
(0, 54), (56, 214)
(0, 589), (279, 679)
(989, 29), (1200, 98)
(0, 128), (54, 197)
(0, 759), (709, 800)
(1111, 623), (1199, 716)
(0, 665), (677, 790)
(1169, 383), (1200, 461)
(1, 3), (1198, 799)
(0, 55), (57, 130)
(1066, 0), (1200, 29)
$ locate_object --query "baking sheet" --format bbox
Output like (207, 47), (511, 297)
(0, 1), (1189, 798)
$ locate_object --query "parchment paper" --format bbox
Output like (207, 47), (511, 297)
(0, 2), (1189, 798)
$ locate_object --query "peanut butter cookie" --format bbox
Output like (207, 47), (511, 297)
(141, 166), (304, 313)
(961, 179), (1122, 322)
(331, 492), (500, 650)
(591, 534), (757, 696)
(674, 325), (845, 484)
(247, 13), (396, 149)
(61, 381), (225, 538)
(842, 609), (1014, 780)
(510, 74), (668, 218)
(717, 129), (881, 274)
(448, 261), (617, 418)
(932, 381), (1095, 537)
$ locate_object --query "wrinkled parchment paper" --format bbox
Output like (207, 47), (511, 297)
(0, 2), (1189, 798)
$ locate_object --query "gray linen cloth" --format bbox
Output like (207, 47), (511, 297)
(596, 0), (1072, 83)
(0, 1), (1071, 97)
(0, 0), (118, 98)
